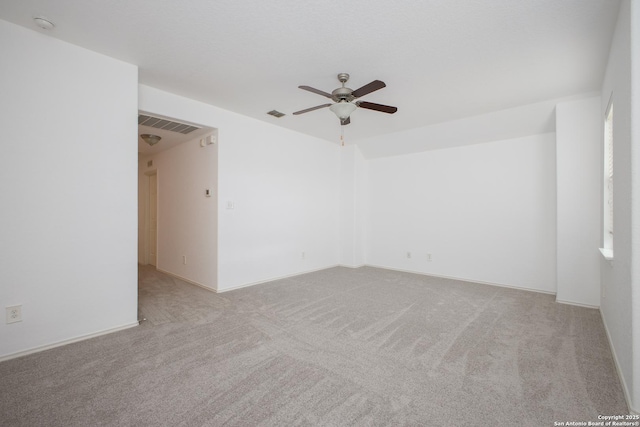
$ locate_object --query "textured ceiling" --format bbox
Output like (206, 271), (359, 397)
(0, 0), (620, 144)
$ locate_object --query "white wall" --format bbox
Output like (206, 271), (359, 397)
(599, 0), (639, 413)
(555, 96), (602, 307)
(339, 145), (367, 267)
(357, 97), (561, 159)
(0, 20), (139, 358)
(365, 133), (557, 293)
(631, 0), (640, 413)
(139, 134), (218, 289)
(138, 85), (340, 292)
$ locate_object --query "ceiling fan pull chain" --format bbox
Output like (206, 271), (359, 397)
(341, 126), (344, 147)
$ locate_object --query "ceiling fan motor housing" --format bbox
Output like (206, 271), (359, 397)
(333, 73), (354, 101)
(332, 87), (354, 102)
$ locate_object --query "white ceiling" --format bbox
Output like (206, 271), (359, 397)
(0, 0), (620, 144)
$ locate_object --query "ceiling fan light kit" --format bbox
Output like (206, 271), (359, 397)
(330, 101), (357, 119)
(141, 134), (161, 146)
(293, 73), (397, 126)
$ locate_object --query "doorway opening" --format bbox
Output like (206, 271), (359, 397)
(137, 111), (219, 321)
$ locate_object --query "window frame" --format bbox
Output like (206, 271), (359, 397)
(600, 94), (614, 261)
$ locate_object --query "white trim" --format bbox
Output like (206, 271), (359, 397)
(602, 94), (614, 251)
(599, 247), (614, 263)
(146, 170), (158, 267)
(156, 268), (217, 293)
(0, 321), (139, 362)
(364, 263), (556, 295)
(600, 310), (639, 415)
(177, 263), (560, 301)
(555, 299), (599, 309)
(338, 263), (366, 269)
(215, 265), (340, 293)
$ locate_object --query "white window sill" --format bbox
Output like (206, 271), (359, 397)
(599, 248), (614, 262)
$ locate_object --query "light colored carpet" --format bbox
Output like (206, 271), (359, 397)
(0, 265), (628, 426)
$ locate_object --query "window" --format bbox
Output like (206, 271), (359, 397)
(601, 98), (614, 260)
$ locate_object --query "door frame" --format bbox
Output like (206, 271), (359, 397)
(144, 169), (158, 266)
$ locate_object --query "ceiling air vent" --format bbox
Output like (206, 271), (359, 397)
(138, 114), (200, 135)
(267, 110), (285, 118)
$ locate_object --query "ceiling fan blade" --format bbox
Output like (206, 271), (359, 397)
(341, 116), (351, 126)
(292, 104), (332, 115)
(351, 80), (386, 98)
(356, 101), (398, 114)
(298, 85), (333, 99)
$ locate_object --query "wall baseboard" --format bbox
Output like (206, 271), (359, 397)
(600, 310), (638, 415)
(0, 321), (139, 363)
(216, 264), (340, 293)
(555, 298), (599, 309)
(164, 264), (603, 311)
(364, 263), (557, 296)
(218, 263), (557, 297)
(338, 263), (366, 269)
(156, 268), (216, 293)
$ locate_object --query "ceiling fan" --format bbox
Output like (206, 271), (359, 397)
(293, 73), (397, 125)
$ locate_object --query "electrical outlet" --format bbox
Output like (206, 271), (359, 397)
(407, 252), (412, 259)
(301, 251), (306, 260)
(183, 255), (187, 265)
(6, 305), (22, 324)
(427, 253), (432, 262)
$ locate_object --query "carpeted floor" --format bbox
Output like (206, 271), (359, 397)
(0, 266), (628, 426)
